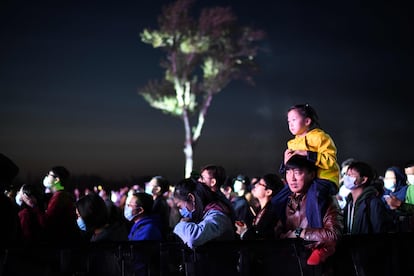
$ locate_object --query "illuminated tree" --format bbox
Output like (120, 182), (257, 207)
(139, 0), (265, 178)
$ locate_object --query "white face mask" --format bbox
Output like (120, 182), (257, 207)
(111, 191), (118, 203)
(145, 184), (153, 195)
(407, 175), (414, 185)
(43, 176), (54, 188)
(337, 185), (351, 209)
(383, 179), (395, 191)
(338, 184), (351, 198)
(77, 217), (87, 231)
(124, 206), (137, 221)
(233, 180), (243, 194)
(343, 175), (357, 190)
(15, 190), (23, 206)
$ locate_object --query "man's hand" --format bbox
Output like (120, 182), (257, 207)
(21, 193), (37, 208)
(385, 194), (402, 210)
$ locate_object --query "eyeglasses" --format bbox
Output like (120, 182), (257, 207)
(254, 182), (267, 189)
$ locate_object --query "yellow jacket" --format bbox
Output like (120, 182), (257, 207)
(287, 128), (340, 186)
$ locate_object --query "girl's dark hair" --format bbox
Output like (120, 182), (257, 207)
(174, 178), (235, 223)
(76, 193), (108, 232)
(288, 103), (320, 129)
(152, 176), (170, 195)
(21, 183), (44, 209)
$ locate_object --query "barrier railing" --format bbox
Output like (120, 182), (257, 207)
(1, 232), (413, 276)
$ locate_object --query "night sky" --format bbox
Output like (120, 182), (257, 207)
(1, 0), (413, 185)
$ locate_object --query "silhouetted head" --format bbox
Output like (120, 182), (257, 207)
(0, 153), (19, 192)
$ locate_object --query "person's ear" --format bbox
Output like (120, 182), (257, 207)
(210, 178), (217, 188)
(304, 117), (312, 127)
(360, 176), (368, 185)
(265, 189), (273, 197)
(137, 206), (144, 214)
(188, 193), (195, 203)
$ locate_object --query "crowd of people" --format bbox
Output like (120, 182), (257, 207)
(1, 104), (414, 276)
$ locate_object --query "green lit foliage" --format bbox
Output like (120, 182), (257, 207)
(138, 0), (265, 176)
(138, 0), (265, 116)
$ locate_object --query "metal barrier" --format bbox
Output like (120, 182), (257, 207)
(1, 232), (413, 276)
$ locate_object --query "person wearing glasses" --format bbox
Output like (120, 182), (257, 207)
(234, 173), (285, 276)
(124, 192), (163, 275)
(124, 192), (163, 241)
(198, 164), (226, 193)
(235, 173), (284, 240)
(41, 166), (82, 244)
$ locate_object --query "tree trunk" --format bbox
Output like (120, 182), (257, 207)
(182, 109), (193, 178)
(183, 140), (193, 179)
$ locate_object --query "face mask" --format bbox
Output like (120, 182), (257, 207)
(111, 191), (118, 203)
(407, 175), (414, 185)
(145, 185), (153, 195)
(179, 206), (193, 219)
(43, 176), (54, 188)
(77, 217), (87, 231)
(15, 191), (23, 206)
(124, 206), (137, 221)
(383, 179), (395, 191)
(338, 185), (351, 198)
(343, 175), (357, 190)
(233, 180), (243, 194)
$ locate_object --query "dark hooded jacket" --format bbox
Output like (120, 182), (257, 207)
(344, 186), (394, 234)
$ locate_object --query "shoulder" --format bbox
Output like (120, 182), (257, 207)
(308, 128), (325, 135)
(203, 207), (231, 223)
(360, 191), (385, 211)
(308, 128), (333, 140)
(137, 215), (160, 226)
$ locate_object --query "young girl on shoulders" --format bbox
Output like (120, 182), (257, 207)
(272, 103), (340, 228)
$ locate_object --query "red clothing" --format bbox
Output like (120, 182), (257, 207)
(18, 206), (45, 242)
(44, 191), (81, 244)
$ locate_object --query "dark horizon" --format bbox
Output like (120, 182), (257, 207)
(2, 0), (413, 186)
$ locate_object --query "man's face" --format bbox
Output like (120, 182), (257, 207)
(285, 168), (313, 194)
(198, 170), (215, 191)
(145, 178), (158, 195)
(405, 165), (414, 185)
